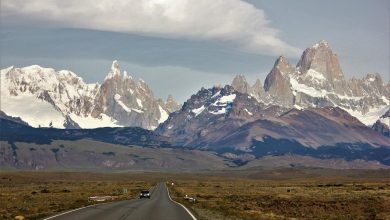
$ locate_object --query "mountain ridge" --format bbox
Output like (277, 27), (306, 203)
(1, 41), (388, 129)
(233, 40), (389, 126)
(2, 40), (390, 168)
(0, 60), (180, 130)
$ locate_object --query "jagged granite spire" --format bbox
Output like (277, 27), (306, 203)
(0, 60), (181, 130)
(231, 74), (250, 94)
(104, 60), (121, 80)
(264, 56), (295, 106)
(297, 40), (344, 81)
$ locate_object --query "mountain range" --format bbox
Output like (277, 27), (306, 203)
(1, 40), (389, 169)
(0, 61), (180, 130)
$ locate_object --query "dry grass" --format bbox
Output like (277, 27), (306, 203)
(1, 170), (389, 220)
(169, 177), (390, 220)
(0, 172), (154, 220)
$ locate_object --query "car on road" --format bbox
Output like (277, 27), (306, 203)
(139, 190), (151, 199)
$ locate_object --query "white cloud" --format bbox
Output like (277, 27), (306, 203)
(1, 0), (300, 57)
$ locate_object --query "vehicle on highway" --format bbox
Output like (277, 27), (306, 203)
(139, 190), (151, 199)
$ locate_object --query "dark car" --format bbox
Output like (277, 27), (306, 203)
(139, 190), (150, 199)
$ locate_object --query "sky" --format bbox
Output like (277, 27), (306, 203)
(1, 0), (389, 103)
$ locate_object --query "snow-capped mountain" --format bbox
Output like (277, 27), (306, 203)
(372, 110), (390, 136)
(156, 40), (390, 164)
(1, 41), (388, 132)
(233, 40), (389, 126)
(157, 84), (286, 147)
(157, 84), (390, 164)
(0, 61), (180, 129)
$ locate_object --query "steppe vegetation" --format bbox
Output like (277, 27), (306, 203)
(168, 169), (390, 220)
(0, 172), (153, 219)
(1, 169), (389, 219)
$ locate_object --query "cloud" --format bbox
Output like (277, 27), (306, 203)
(1, 0), (300, 57)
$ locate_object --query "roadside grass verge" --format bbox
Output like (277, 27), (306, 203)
(1, 169), (389, 220)
(168, 177), (390, 219)
(0, 172), (153, 220)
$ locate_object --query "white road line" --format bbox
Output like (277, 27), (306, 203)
(165, 183), (197, 220)
(44, 184), (155, 219)
(43, 203), (106, 220)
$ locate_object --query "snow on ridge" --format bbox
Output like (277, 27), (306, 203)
(69, 113), (120, 129)
(192, 105), (205, 116)
(382, 96), (389, 105)
(105, 62), (121, 80)
(290, 77), (327, 97)
(244, 108), (253, 116)
(0, 66), (14, 74)
(58, 70), (78, 78)
(105, 70), (120, 80)
(87, 83), (99, 91)
(312, 40), (329, 49)
(1, 63), (177, 129)
(213, 94), (236, 106)
(306, 69), (326, 81)
(131, 108), (143, 113)
(379, 117), (390, 127)
(0, 89), (66, 128)
(21, 65), (55, 74)
(210, 108), (228, 115)
(149, 125), (157, 130)
(342, 105), (390, 126)
(211, 90), (221, 99)
(209, 94), (236, 115)
(114, 94), (144, 114)
(136, 98), (143, 108)
(158, 105), (169, 124)
(114, 94), (132, 113)
(290, 76), (365, 101)
(219, 94), (236, 103)
(294, 104), (303, 110)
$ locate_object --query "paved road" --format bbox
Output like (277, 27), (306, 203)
(45, 182), (195, 220)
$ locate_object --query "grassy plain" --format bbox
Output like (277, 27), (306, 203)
(168, 169), (390, 220)
(0, 172), (153, 220)
(1, 169), (389, 220)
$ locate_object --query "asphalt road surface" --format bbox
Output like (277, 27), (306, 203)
(45, 182), (195, 220)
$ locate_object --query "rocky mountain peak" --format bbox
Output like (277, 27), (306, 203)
(111, 60), (120, 72)
(253, 78), (262, 87)
(364, 73), (383, 84)
(122, 70), (133, 81)
(372, 110), (390, 136)
(232, 74), (247, 84)
(360, 73), (387, 97)
(231, 75), (266, 103)
(105, 60), (121, 80)
(273, 56), (295, 74)
(165, 94), (181, 112)
(264, 56), (295, 106)
(231, 74), (250, 94)
(1, 61), (181, 130)
(167, 94), (174, 102)
(240, 40), (389, 126)
(312, 40), (330, 49)
(274, 55), (285, 65)
(297, 40), (344, 81)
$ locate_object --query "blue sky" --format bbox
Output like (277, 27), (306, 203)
(1, 0), (389, 102)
